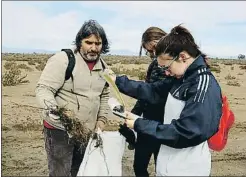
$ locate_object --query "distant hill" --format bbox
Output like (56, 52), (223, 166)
(2, 46), (241, 59)
(2, 46), (57, 54)
(2, 46), (138, 56)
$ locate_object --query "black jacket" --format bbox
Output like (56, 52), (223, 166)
(131, 59), (169, 123)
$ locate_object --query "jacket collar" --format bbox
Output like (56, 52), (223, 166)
(183, 55), (208, 81)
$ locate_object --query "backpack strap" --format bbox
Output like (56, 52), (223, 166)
(61, 49), (76, 81)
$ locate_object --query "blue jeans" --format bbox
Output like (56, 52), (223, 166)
(43, 127), (86, 177)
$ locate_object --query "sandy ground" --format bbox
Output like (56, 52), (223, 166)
(2, 60), (246, 176)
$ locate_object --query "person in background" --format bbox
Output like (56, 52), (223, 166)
(35, 20), (110, 177)
(118, 27), (170, 177)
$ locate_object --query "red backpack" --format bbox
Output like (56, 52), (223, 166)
(208, 95), (235, 151)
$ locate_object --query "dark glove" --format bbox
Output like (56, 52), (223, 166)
(118, 123), (136, 150)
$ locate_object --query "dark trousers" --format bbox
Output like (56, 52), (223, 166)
(133, 133), (160, 177)
(43, 127), (86, 177)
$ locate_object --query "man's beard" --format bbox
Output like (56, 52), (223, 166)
(80, 51), (100, 62)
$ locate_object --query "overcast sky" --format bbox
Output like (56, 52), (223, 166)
(2, 1), (246, 57)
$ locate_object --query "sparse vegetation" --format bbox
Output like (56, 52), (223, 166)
(224, 63), (233, 66)
(4, 61), (17, 70)
(225, 74), (236, 80)
(1, 52), (246, 176)
(27, 60), (36, 65)
(227, 80), (241, 87)
(2, 68), (29, 86)
(35, 62), (46, 71)
(239, 65), (246, 70)
(210, 65), (221, 73)
(17, 63), (33, 72)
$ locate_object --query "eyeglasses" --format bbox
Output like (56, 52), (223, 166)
(158, 55), (179, 71)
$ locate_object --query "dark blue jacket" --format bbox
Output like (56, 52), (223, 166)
(116, 55), (222, 148)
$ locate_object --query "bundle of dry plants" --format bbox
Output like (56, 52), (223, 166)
(49, 106), (93, 148)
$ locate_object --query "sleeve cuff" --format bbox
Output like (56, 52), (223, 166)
(97, 117), (107, 124)
(133, 118), (142, 132)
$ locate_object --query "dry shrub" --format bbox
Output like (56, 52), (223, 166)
(17, 63), (33, 72)
(210, 65), (221, 73)
(27, 60), (36, 65)
(210, 63), (220, 67)
(2, 68), (29, 86)
(4, 61), (17, 70)
(224, 62), (233, 66)
(238, 72), (244, 75)
(50, 107), (92, 148)
(231, 66), (234, 70)
(227, 80), (241, 87)
(2, 125), (11, 131)
(239, 65), (246, 70)
(35, 62), (46, 71)
(225, 74), (236, 80)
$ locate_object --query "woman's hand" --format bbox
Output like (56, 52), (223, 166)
(124, 111), (137, 129)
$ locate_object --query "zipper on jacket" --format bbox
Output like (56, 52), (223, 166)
(90, 71), (92, 90)
(71, 75), (80, 110)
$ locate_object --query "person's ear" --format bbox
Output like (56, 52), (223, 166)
(179, 52), (187, 63)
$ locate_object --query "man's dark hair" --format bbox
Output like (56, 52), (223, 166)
(155, 24), (202, 58)
(139, 27), (167, 57)
(74, 19), (110, 54)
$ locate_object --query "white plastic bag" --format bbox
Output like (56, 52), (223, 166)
(77, 130), (126, 176)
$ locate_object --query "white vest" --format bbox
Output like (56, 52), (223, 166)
(156, 93), (211, 176)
